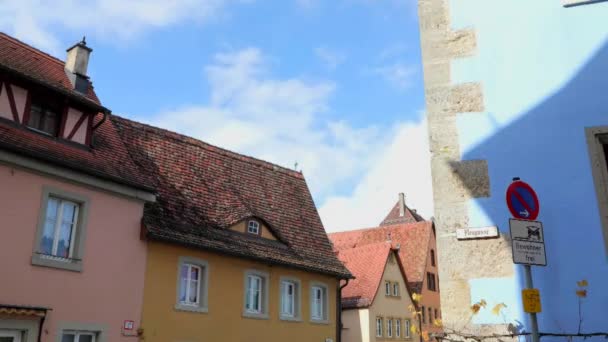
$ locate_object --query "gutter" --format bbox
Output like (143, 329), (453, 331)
(337, 278), (350, 342)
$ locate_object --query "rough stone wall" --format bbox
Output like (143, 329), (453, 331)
(417, 0), (514, 333)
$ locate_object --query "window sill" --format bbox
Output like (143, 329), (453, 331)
(174, 303), (208, 314)
(280, 315), (302, 322)
(310, 319), (330, 325)
(31, 254), (82, 272)
(242, 311), (269, 320)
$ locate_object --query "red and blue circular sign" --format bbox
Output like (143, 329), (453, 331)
(506, 179), (540, 220)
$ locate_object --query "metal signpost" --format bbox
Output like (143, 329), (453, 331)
(506, 178), (544, 342)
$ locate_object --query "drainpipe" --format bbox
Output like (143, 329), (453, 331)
(337, 278), (349, 342)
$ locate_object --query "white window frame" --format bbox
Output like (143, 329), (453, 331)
(180, 264), (201, 305)
(243, 270), (269, 319)
(57, 322), (106, 342)
(279, 277), (302, 321)
(247, 220), (260, 235)
(405, 319), (411, 338)
(586, 127), (608, 258)
(32, 187), (89, 272)
(310, 282), (329, 323)
(43, 197), (79, 258)
(387, 318), (393, 337)
(61, 331), (96, 342)
(385, 281), (391, 296)
(247, 275), (263, 313)
(395, 318), (401, 338)
(393, 282), (399, 296)
(376, 317), (383, 337)
(175, 256), (209, 313)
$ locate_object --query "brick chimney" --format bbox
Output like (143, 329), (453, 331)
(65, 37), (92, 93)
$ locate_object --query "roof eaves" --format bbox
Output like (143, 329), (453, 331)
(145, 227), (352, 279)
(0, 139), (155, 193)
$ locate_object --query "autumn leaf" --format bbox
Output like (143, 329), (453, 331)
(422, 331), (430, 342)
(411, 324), (420, 335)
(577, 280), (589, 287)
(576, 289), (587, 298)
(479, 299), (487, 308)
(470, 303), (481, 314)
(492, 303), (507, 316)
(433, 319), (443, 327)
(412, 293), (423, 303)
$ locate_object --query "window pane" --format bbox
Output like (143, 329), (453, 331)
(78, 334), (94, 342)
(61, 334), (76, 342)
(190, 266), (199, 280)
(42, 110), (58, 135)
(189, 280), (198, 303)
(179, 265), (188, 302)
(41, 220), (56, 255)
(41, 198), (59, 255)
(57, 221), (73, 257)
(396, 319), (401, 337)
(253, 289), (260, 310)
(28, 104), (43, 128)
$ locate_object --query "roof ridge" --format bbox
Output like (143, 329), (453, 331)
(111, 114), (305, 180)
(329, 220), (431, 236)
(0, 32), (66, 67)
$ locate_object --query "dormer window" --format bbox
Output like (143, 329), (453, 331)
(247, 220), (260, 235)
(27, 101), (59, 136)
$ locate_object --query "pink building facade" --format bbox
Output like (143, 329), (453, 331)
(0, 34), (155, 342)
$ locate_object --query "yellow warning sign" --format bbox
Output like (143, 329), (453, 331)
(522, 289), (541, 313)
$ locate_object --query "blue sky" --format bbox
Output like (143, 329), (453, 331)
(1, 0), (433, 231)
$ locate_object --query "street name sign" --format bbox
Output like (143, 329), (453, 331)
(506, 180), (540, 220)
(510, 219), (546, 266)
(456, 226), (499, 240)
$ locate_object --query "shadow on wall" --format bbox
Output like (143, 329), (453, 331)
(454, 40), (608, 334)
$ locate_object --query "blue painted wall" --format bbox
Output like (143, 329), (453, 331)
(449, 0), (608, 335)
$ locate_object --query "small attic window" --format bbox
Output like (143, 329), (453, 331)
(247, 220), (260, 235)
(27, 101), (60, 136)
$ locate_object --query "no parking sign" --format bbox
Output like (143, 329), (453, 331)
(506, 179), (540, 220)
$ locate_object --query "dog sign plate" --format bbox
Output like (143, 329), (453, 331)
(509, 219), (546, 266)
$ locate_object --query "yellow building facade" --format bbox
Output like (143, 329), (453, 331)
(141, 242), (339, 342)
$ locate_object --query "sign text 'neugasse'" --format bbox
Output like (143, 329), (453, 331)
(456, 226), (499, 240)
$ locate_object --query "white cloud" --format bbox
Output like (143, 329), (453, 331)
(319, 115), (434, 232)
(140, 48), (389, 199)
(0, 0), (246, 53)
(314, 47), (346, 70)
(371, 62), (417, 90)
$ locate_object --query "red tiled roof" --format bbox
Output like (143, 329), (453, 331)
(0, 33), (153, 191)
(336, 242), (393, 308)
(112, 115), (352, 278)
(380, 200), (425, 226)
(0, 115), (155, 191)
(329, 221), (433, 289)
(0, 32), (102, 108)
